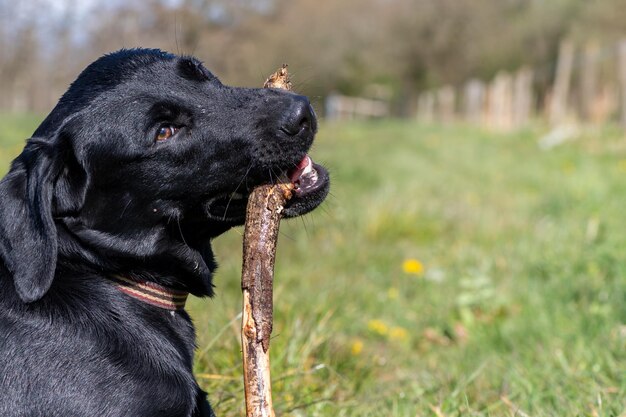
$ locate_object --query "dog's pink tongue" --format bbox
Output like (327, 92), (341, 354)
(289, 155), (312, 183)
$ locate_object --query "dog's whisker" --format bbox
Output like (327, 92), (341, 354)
(222, 163), (253, 221)
(119, 199), (133, 220)
(270, 167), (284, 184)
(278, 229), (297, 242)
(299, 215), (310, 238)
(176, 216), (189, 247)
(267, 168), (275, 185)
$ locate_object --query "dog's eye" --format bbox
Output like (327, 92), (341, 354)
(156, 125), (180, 142)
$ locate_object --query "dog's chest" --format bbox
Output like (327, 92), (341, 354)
(0, 301), (200, 417)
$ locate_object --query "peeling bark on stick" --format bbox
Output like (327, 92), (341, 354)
(241, 65), (293, 417)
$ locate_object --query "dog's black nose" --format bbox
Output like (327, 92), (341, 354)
(281, 95), (316, 136)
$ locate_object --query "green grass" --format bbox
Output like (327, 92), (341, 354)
(0, 114), (41, 166)
(2, 115), (625, 416)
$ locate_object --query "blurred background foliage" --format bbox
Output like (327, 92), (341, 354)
(2, 0), (626, 113)
(2, 1), (626, 416)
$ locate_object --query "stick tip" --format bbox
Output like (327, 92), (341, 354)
(264, 64), (292, 91)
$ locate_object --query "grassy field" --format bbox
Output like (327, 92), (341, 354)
(1, 115), (625, 416)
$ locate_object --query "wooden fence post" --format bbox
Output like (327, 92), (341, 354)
(580, 42), (599, 122)
(487, 72), (513, 131)
(463, 79), (486, 125)
(513, 67), (534, 128)
(417, 91), (435, 123)
(436, 86), (456, 125)
(549, 40), (575, 126)
(617, 39), (626, 129)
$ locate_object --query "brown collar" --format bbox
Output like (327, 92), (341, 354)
(109, 275), (188, 311)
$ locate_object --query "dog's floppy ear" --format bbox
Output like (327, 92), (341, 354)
(0, 136), (68, 303)
(0, 139), (60, 302)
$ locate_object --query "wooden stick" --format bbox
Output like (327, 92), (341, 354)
(241, 65), (293, 417)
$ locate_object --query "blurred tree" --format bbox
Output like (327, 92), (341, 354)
(1, 0), (624, 114)
(572, 0), (626, 43)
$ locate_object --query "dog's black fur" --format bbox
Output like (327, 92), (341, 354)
(0, 49), (329, 417)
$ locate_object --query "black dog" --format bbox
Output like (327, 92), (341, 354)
(0, 49), (329, 417)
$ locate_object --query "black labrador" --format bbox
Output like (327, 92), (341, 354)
(0, 49), (329, 417)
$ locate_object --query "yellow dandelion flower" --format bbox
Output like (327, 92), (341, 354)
(367, 319), (388, 335)
(389, 326), (408, 341)
(387, 287), (399, 300)
(351, 339), (364, 356)
(402, 259), (424, 275)
(561, 161), (575, 174)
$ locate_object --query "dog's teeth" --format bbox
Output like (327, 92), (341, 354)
(302, 161), (313, 176)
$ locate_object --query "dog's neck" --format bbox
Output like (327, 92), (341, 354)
(54, 218), (220, 298)
(108, 274), (189, 310)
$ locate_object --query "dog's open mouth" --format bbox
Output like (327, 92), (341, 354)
(288, 155), (327, 198)
(204, 154), (329, 223)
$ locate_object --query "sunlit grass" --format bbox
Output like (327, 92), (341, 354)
(0, 113), (40, 174)
(1, 116), (625, 416)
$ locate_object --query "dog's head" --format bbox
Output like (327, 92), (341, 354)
(0, 49), (329, 302)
